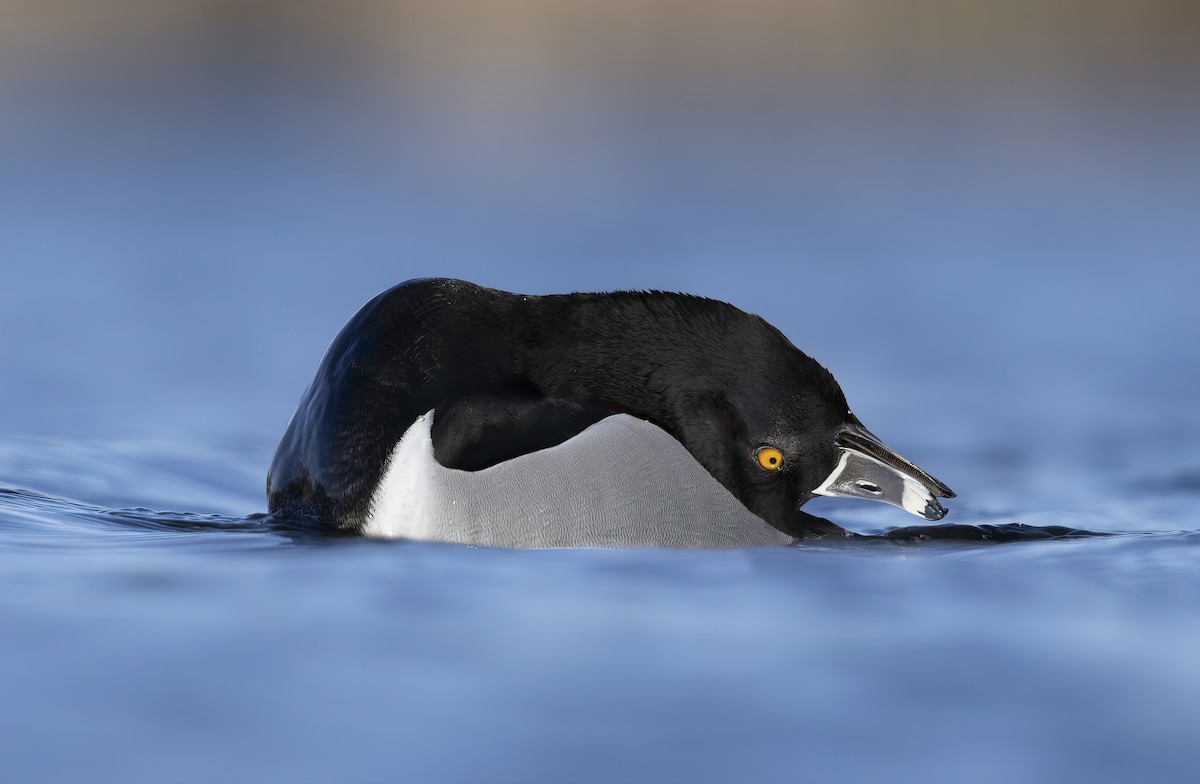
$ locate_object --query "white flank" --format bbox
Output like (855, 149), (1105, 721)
(356, 410), (794, 548)
(361, 411), (440, 540)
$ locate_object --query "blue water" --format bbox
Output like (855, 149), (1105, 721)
(2, 462), (1199, 784)
(3, 4), (1200, 781)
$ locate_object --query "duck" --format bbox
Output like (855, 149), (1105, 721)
(267, 278), (954, 547)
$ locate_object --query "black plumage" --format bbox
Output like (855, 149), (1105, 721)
(268, 278), (952, 543)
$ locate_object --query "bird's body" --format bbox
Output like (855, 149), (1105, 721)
(268, 278), (953, 547)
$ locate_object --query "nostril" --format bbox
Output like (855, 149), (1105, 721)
(855, 481), (882, 495)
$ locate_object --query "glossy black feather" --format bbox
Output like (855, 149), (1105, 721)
(268, 278), (856, 535)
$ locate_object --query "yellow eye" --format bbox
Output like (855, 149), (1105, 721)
(757, 447), (784, 472)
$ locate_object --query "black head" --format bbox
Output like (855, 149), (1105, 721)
(648, 307), (954, 533)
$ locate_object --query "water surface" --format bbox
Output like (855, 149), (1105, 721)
(2, 429), (1198, 784)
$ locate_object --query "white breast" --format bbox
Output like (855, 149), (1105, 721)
(361, 412), (794, 549)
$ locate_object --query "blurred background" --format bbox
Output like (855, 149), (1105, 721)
(2, 6), (1199, 784)
(1, 0), (1197, 493)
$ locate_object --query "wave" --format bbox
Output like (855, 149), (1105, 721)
(0, 485), (1145, 551)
